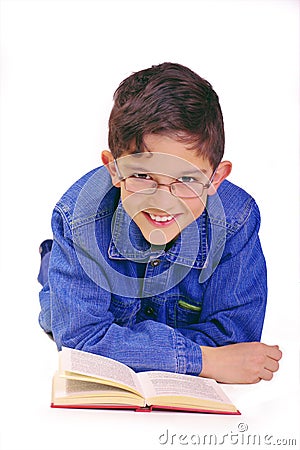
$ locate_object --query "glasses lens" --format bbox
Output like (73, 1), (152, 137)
(125, 177), (157, 194)
(171, 182), (204, 198)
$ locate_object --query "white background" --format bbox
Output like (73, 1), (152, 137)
(0, 1), (299, 449)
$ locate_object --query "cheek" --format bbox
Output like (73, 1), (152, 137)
(181, 197), (206, 220)
(120, 191), (145, 219)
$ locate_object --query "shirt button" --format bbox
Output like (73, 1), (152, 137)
(146, 307), (154, 316)
(150, 259), (160, 267)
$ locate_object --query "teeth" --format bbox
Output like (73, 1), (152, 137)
(149, 213), (174, 222)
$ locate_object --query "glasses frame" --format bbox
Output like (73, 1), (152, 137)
(114, 159), (216, 199)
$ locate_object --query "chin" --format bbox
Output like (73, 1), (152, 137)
(147, 231), (168, 246)
(134, 215), (181, 246)
(144, 228), (178, 246)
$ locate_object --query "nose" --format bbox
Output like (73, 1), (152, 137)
(150, 184), (176, 210)
(156, 182), (173, 194)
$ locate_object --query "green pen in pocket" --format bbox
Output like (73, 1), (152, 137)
(177, 300), (202, 312)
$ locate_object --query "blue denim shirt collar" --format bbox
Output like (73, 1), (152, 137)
(108, 200), (208, 269)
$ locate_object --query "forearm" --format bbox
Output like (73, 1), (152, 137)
(53, 313), (202, 375)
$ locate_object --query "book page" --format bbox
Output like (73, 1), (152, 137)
(59, 347), (144, 396)
(61, 378), (131, 396)
(52, 373), (145, 407)
(138, 371), (232, 404)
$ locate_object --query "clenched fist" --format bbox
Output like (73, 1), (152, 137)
(200, 342), (282, 384)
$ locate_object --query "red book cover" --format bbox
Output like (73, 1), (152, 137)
(51, 403), (241, 415)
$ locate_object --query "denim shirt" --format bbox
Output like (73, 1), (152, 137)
(39, 166), (267, 376)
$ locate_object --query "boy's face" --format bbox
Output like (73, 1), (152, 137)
(102, 134), (231, 246)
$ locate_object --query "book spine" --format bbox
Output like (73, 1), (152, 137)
(134, 406), (153, 412)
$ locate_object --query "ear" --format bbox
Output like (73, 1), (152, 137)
(101, 150), (121, 187)
(207, 160), (232, 195)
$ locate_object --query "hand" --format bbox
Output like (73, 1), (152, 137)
(200, 342), (282, 384)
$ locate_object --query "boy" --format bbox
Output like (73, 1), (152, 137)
(38, 62), (281, 384)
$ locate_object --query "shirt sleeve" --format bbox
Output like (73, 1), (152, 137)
(176, 200), (267, 347)
(46, 206), (203, 376)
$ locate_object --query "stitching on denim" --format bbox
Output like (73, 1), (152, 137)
(55, 204), (72, 225)
(208, 197), (254, 234)
(70, 209), (116, 229)
(110, 296), (140, 306)
(55, 201), (116, 230)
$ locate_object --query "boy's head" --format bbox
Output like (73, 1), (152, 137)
(108, 62), (224, 170)
(102, 62), (231, 246)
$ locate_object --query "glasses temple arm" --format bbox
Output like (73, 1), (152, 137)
(203, 167), (217, 188)
(114, 159), (124, 180)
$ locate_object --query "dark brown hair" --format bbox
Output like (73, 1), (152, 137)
(108, 62), (224, 169)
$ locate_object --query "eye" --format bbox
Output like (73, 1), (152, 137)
(132, 173), (152, 180)
(177, 176), (197, 183)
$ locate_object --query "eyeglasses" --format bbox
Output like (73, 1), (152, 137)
(114, 160), (215, 199)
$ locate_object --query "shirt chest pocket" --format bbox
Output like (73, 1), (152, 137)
(174, 298), (202, 328)
(109, 295), (141, 327)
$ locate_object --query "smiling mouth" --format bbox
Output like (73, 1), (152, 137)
(143, 211), (179, 226)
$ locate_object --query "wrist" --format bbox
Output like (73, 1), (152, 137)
(200, 346), (217, 379)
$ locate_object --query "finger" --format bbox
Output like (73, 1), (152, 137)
(264, 357), (280, 373)
(260, 368), (274, 381)
(266, 345), (282, 361)
(252, 377), (261, 384)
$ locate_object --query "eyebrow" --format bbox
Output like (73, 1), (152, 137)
(122, 164), (208, 176)
(179, 168), (209, 175)
(123, 166), (149, 173)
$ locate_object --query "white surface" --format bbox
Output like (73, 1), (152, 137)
(0, 1), (299, 449)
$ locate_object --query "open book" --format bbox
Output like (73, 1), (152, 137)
(51, 347), (240, 414)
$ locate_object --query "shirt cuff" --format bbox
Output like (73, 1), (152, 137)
(174, 330), (203, 375)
